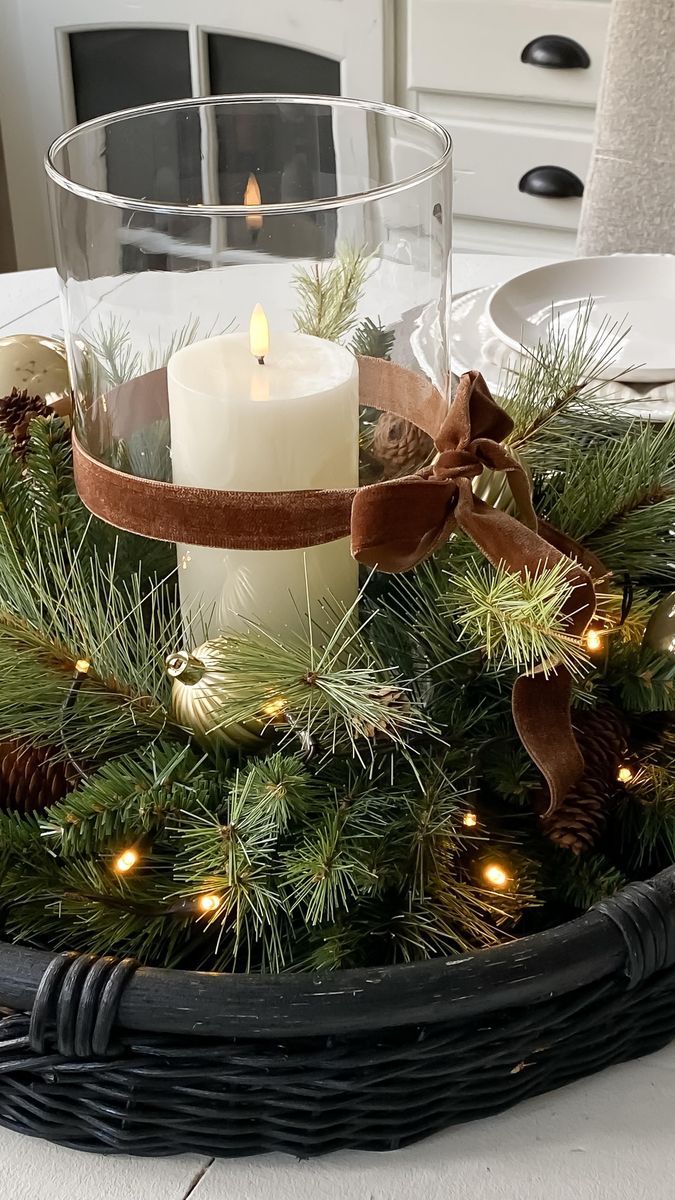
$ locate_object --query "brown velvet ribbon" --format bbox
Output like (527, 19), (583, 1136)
(73, 359), (597, 810)
(351, 370), (598, 813)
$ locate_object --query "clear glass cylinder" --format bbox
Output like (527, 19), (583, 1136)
(46, 95), (452, 642)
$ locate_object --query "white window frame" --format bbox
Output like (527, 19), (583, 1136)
(0, 0), (387, 268)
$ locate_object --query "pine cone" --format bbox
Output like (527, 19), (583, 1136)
(371, 411), (434, 478)
(0, 737), (77, 813)
(0, 388), (50, 457)
(354, 686), (411, 739)
(539, 705), (630, 855)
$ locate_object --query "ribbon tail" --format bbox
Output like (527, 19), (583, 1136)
(537, 518), (609, 582)
(512, 670), (585, 814)
(455, 486), (596, 810)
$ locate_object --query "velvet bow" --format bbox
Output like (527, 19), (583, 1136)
(351, 371), (598, 812)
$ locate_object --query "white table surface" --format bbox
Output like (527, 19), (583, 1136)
(1, 253), (674, 1200)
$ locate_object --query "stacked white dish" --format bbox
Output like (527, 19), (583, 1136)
(451, 255), (675, 420)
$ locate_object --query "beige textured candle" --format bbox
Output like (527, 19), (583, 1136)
(167, 313), (359, 641)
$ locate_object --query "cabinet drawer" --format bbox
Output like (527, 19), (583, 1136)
(407, 0), (609, 106)
(454, 215), (576, 257)
(448, 117), (591, 229)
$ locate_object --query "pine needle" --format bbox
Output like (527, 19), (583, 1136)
(194, 594), (434, 760)
(293, 247), (371, 341)
(501, 300), (631, 462)
(445, 558), (591, 678)
(539, 419), (675, 543)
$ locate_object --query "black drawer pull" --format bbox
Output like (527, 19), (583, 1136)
(521, 34), (591, 70)
(519, 166), (584, 199)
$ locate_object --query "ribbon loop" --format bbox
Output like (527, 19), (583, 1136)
(351, 369), (597, 812)
(352, 371), (539, 570)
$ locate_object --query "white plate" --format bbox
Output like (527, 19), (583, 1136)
(487, 255), (675, 383)
(452, 286), (675, 423)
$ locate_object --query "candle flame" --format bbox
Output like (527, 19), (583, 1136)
(244, 173), (263, 231)
(250, 304), (269, 362)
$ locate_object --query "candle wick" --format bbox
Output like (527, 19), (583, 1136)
(257, 355), (266, 366)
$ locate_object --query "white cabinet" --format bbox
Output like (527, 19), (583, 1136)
(397, 0), (611, 255)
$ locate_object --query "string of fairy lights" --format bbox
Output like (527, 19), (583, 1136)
(61, 614), (639, 919)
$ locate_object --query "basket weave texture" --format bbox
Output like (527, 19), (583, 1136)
(0, 869), (674, 1158)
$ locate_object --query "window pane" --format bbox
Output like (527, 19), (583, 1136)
(208, 34), (340, 98)
(69, 29), (197, 270)
(69, 28), (192, 122)
(208, 40), (339, 255)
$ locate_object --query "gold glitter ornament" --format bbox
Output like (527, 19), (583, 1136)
(166, 645), (268, 751)
(0, 334), (71, 417)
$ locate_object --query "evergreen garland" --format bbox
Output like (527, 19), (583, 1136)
(0, 309), (673, 974)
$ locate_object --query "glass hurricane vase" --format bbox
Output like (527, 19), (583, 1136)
(46, 94), (453, 644)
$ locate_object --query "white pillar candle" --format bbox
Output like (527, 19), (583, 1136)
(167, 311), (359, 642)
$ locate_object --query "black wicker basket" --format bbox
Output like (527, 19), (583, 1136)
(0, 866), (674, 1158)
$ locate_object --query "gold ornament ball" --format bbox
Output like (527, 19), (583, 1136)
(472, 448), (531, 517)
(644, 592), (675, 659)
(167, 644), (267, 751)
(0, 334), (71, 416)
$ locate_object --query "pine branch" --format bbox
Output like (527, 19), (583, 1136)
(586, 495), (675, 583)
(283, 805), (373, 926)
(80, 315), (228, 390)
(547, 851), (627, 910)
(0, 435), (31, 551)
(615, 765), (675, 867)
(502, 301), (631, 463)
(114, 419), (172, 483)
(240, 752), (316, 833)
(23, 416), (88, 542)
(481, 739), (542, 805)
(445, 558), (591, 679)
(197, 597), (434, 761)
(539, 420), (675, 543)
(350, 317), (395, 360)
(41, 743), (202, 856)
(172, 773), (288, 972)
(0, 519), (181, 719)
(608, 644), (675, 713)
(387, 554), (482, 678)
(293, 248), (371, 342)
(398, 752), (475, 898)
(3, 853), (194, 965)
(594, 586), (657, 649)
(0, 629), (167, 758)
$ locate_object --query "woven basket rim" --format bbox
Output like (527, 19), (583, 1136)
(3, 865), (674, 1039)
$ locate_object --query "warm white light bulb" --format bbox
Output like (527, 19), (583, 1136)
(198, 893), (222, 914)
(463, 812), (478, 828)
(617, 764), (634, 784)
(585, 629), (603, 653)
(483, 863), (509, 889)
(114, 848), (139, 874)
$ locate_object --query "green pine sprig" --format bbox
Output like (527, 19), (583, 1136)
(293, 247), (371, 342)
(444, 557), (591, 679)
(350, 317), (395, 360)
